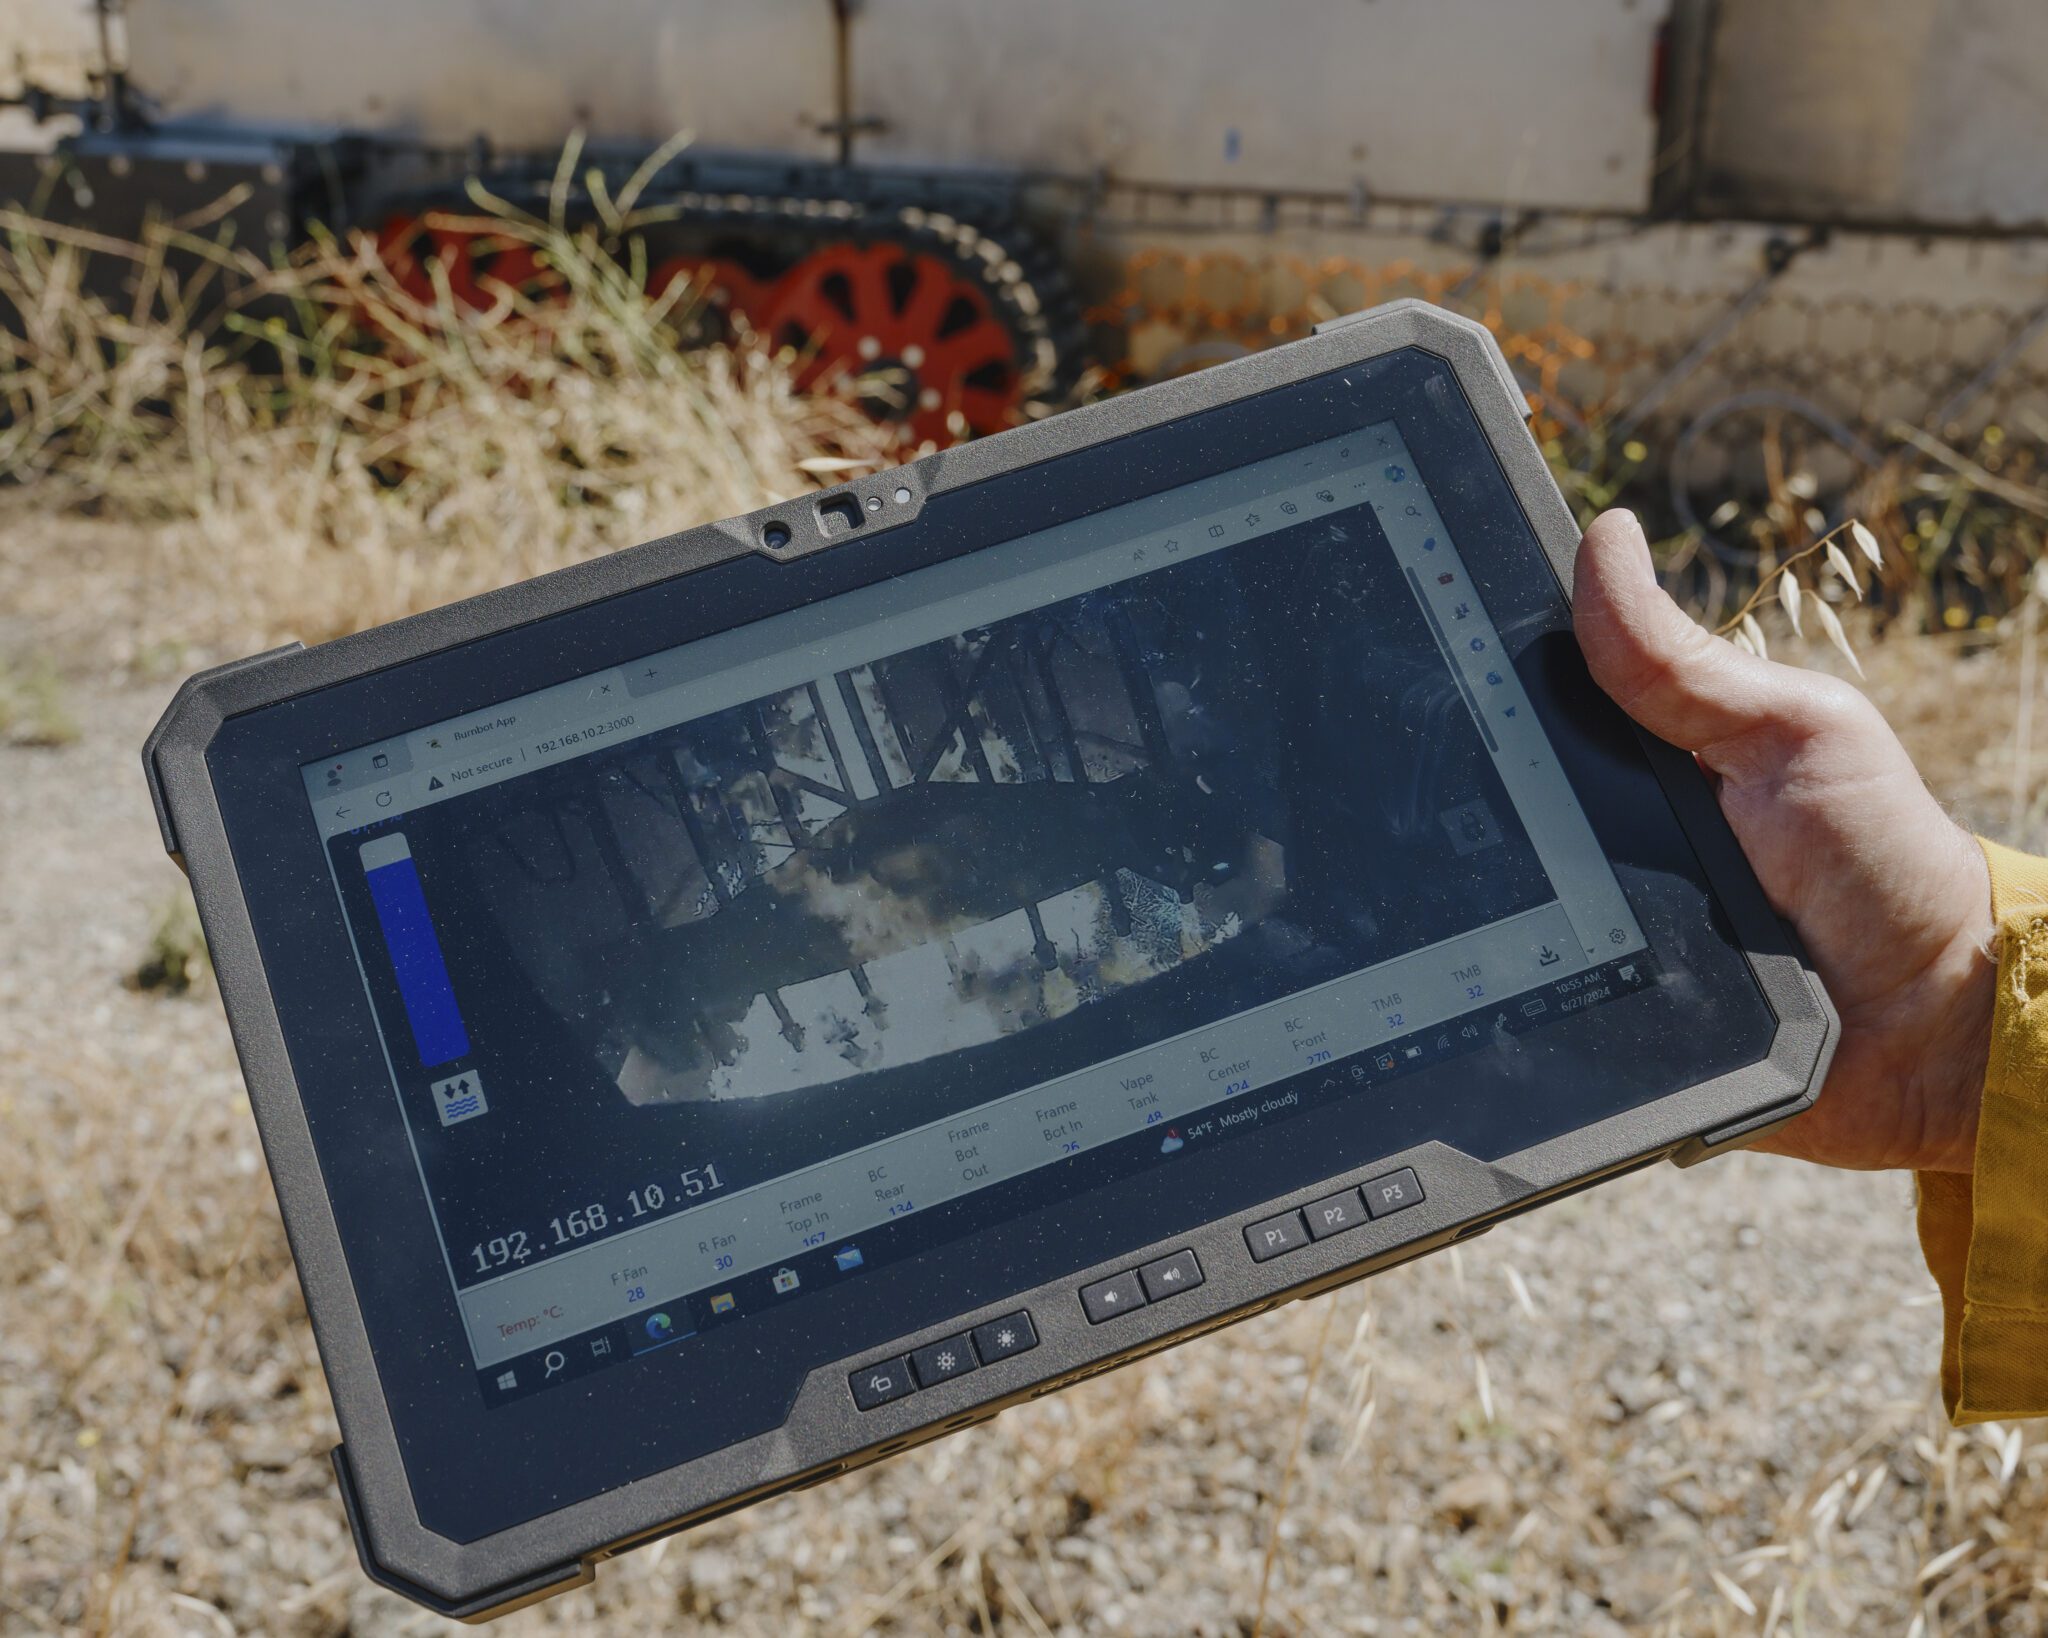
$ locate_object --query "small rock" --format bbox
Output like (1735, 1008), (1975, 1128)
(1431, 1469), (1512, 1529)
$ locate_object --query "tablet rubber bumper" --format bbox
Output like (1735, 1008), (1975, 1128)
(332, 1447), (590, 1624)
(141, 297), (1839, 1621)
(142, 642), (304, 868)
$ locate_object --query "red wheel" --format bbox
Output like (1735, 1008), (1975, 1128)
(646, 254), (778, 331)
(364, 211), (1062, 448)
(373, 215), (551, 311)
(757, 242), (1026, 443)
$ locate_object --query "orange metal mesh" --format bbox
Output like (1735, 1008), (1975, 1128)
(1084, 249), (2048, 442)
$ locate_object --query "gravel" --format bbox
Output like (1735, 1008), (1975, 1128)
(3, 659), (2043, 1637)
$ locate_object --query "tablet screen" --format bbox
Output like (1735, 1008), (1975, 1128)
(303, 422), (1653, 1405)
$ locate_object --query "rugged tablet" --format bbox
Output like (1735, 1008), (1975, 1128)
(144, 301), (1836, 1620)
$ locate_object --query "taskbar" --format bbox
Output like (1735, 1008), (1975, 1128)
(473, 949), (1659, 1408)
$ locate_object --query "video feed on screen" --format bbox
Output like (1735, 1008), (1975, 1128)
(357, 502), (1555, 1142)
(509, 603), (1287, 1108)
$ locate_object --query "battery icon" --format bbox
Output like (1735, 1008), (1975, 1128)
(359, 833), (470, 1068)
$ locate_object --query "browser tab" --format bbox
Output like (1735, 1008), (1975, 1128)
(404, 669), (631, 767)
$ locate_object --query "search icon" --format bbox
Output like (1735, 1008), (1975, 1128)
(543, 1349), (566, 1378)
(1403, 503), (1422, 516)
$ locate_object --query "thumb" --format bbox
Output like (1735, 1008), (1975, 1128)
(1572, 509), (1787, 754)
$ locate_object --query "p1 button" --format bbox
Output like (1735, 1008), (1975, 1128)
(849, 1357), (914, 1411)
(1245, 1209), (1309, 1262)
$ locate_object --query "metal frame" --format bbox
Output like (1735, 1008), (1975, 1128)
(143, 300), (1837, 1621)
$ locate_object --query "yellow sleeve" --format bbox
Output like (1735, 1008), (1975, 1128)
(1916, 838), (2048, 1423)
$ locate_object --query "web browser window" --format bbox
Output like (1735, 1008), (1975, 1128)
(302, 422), (1648, 1399)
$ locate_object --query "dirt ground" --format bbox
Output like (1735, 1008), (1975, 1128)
(4, 532), (2046, 1636)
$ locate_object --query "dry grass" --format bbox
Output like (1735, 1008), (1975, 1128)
(1551, 406), (2048, 647)
(0, 169), (896, 654)
(9, 837), (2044, 1638)
(3, 201), (2047, 1636)
(0, 653), (79, 746)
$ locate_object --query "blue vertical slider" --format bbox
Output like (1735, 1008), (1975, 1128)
(360, 832), (471, 1068)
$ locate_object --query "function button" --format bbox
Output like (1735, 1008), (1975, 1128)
(971, 1310), (1039, 1365)
(910, 1332), (979, 1389)
(1364, 1167), (1425, 1219)
(1305, 1188), (1367, 1240)
(1138, 1249), (1204, 1302)
(849, 1357), (915, 1411)
(1080, 1270), (1147, 1324)
(1245, 1209), (1310, 1262)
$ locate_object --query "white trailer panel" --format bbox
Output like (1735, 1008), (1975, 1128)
(849, 0), (1666, 210)
(0, 0), (101, 149)
(110, 0), (1667, 213)
(1689, 0), (2048, 230)
(118, 0), (838, 156)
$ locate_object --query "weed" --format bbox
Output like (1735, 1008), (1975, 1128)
(130, 891), (209, 995)
(0, 152), (896, 650)
(1, 153), (2045, 1638)
(0, 655), (80, 746)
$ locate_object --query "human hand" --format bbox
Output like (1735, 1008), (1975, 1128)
(1572, 509), (1993, 1173)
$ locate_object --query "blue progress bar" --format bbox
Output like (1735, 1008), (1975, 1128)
(360, 833), (471, 1069)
